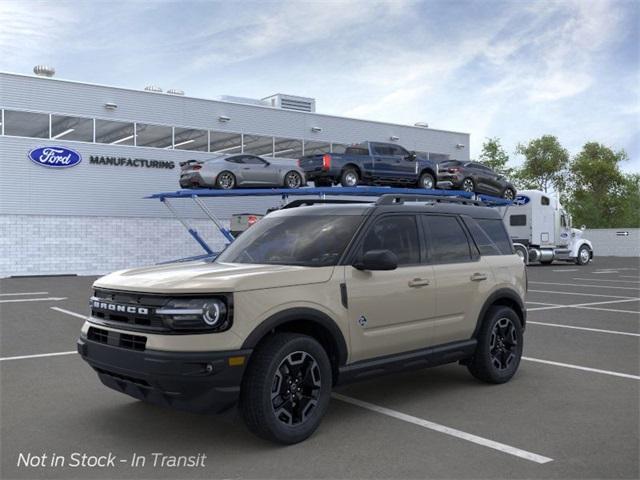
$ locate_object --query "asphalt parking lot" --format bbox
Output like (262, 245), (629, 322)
(1, 256), (638, 479)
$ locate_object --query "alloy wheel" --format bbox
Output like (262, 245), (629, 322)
(271, 351), (321, 426)
(462, 179), (474, 192)
(286, 172), (302, 188)
(218, 172), (235, 189)
(421, 175), (434, 189)
(504, 189), (515, 200)
(344, 172), (358, 187)
(490, 318), (518, 371)
(580, 247), (590, 264)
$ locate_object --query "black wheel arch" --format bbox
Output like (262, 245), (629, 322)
(419, 168), (436, 179)
(241, 308), (348, 382)
(342, 164), (361, 177)
(472, 288), (526, 338)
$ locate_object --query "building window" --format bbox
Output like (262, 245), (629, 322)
(135, 123), (173, 148)
(173, 127), (208, 151)
(210, 131), (243, 154)
(303, 141), (331, 155)
(3, 110), (49, 138)
(51, 114), (93, 142)
(273, 137), (303, 159)
(331, 143), (348, 154)
(95, 119), (135, 145)
(244, 134), (274, 156)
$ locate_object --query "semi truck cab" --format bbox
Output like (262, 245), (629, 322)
(500, 190), (593, 265)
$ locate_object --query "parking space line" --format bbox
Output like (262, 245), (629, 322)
(574, 306), (640, 315)
(527, 321), (640, 337)
(527, 298), (640, 312)
(51, 306), (87, 320)
(0, 296), (68, 304)
(572, 278), (640, 284)
(529, 289), (637, 299)
(332, 393), (553, 464)
(0, 291), (49, 296)
(620, 275), (640, 279)
(552, 269), (579, 272)
(529, 282), (640, 291)
(522, 357), (640, 380)
(0, 351), (77, 362)
(526, 302), (560, 306)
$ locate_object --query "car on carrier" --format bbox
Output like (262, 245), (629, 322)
(179, 154), (306, 189)
(77, 195), (527, 444)
(298, 141), (439, 189)
(437, 160), (517, 200)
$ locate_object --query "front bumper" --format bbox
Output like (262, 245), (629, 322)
(77, 336), (251, 413)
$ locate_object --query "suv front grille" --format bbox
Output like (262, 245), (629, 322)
(87, 326), (147, 351)
(90, 289), (170, 332)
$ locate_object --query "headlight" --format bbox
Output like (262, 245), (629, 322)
(156, 297), (231, 332)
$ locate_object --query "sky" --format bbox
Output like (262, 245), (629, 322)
(1, 0), (638, 172)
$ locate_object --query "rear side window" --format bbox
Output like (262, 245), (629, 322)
(345, 147), (369, 156)
(360, 215), (420, 265)
(510, 215), (527, 226)
(422, 215), (472, 263)
(466, 218), (513, 255)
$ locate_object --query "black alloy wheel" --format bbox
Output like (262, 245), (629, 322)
(489, 318), (518, 371)
(462, 178), (475, 192)
(284, 171), (303, 189)
(271, 351), (321, 426)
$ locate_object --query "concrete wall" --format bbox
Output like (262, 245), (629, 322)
(584, 228), (640, 257)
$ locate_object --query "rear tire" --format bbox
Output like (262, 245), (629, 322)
(503, 188), (516, 200)
(418, 172), (435, 190)
(240, 333), (332, 444)
(467, 306), (523, 384)
(340, 168), (359, 187)
(284, 171), (303, 189)
(462, 177), (475, 193)
(216, 171), (236, 189)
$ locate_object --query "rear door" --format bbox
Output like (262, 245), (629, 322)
(422, 214), (492, 345)
(370, 143), (396, 181)
(345, 214), (436, 361)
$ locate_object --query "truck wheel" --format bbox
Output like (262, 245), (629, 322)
(418, 172), (435, 190)
(467, 306), (523, 384)
(340, 168), (359, 187)
(576, 245), (591, 265)
(216, 171), (236, 189)
(240, 333), (332, 444)
(462, 178), (475, 192)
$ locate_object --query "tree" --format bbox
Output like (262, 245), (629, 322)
(565, 142), (638, 228)
(479, 137), (510, 174)
(515, 135), (569, 193)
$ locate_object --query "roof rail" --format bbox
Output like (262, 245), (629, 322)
(281, 199), (373, 209)
(375, 194), (487, 206)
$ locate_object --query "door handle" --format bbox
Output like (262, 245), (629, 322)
(408, 278), (430, 287)
(470, 273), (488, 282)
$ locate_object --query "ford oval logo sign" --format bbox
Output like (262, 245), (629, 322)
(513, 195), (530, 206)
(28, 146), (82, 168)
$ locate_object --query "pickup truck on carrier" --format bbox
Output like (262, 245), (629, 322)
(298, 141), (439, 189)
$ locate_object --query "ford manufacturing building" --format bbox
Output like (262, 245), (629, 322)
(0, 69), (470, 278)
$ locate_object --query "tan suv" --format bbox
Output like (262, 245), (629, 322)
(77, 195), (526, 444)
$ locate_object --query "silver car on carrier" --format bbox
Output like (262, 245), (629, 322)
(180, 154), (306, 189)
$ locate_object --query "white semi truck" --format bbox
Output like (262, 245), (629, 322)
(499, 190), (593, 265)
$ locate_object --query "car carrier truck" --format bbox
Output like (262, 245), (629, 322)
(500, 190), (593, 265)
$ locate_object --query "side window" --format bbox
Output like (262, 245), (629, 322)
(510, 215), (527, 226)
(390, 145), (410, 157)
(541, 196), (550, 206)
(561, 214), (567, 227)
(360, 215), (420, 266)
(423, 215), (472, 263)
(226, 156), (244, 164)
(476, 219), (513, 255)
(242, 156), (267, 165)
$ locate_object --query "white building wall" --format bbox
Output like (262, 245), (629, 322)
(584, 228), (640, 257)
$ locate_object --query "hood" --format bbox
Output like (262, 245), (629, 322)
(93, 261), (334, 294)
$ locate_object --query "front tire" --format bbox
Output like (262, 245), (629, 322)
(576, 245), (591, 265)
(216, 171), (236, 189)
(240, 333), (332, 444)
(340, 168), (359, 187)
(467, 306), (523, 384)
(503, 188), (516, 200)
(418, 172), (435, 190)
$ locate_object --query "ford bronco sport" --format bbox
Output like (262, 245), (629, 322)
(77, 194), (526, 444)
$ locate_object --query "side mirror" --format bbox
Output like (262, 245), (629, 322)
(407, 151), (417, 161)
(581, 225), (586, 231)
(263, 161), (270, 167)
(353, 249), (398, 271)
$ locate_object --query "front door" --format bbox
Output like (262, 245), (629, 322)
(345, 214), (436, 362)
(240, 156), (276, 185)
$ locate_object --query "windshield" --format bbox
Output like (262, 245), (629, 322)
(216, 214), (363, 267)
